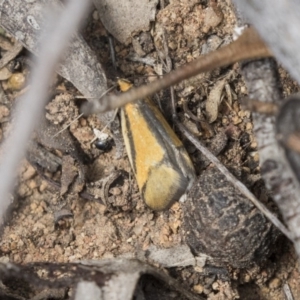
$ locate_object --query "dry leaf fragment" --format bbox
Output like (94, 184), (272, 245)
(205, 71), (233, 123)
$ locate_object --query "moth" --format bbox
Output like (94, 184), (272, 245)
(119, 79), (196, 211)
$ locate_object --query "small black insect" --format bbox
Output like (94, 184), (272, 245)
(94, 138), (113, 151)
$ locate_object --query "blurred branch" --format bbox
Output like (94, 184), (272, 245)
(233, 0), (300, 259)
(232, 0), (300, 85)
(0, 0), (92, 224)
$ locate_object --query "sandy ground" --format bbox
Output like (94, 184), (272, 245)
(0, 0), (299, 299)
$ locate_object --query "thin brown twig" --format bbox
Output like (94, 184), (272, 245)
(82, 27), (272, 114)
(52, 113), (84, 138)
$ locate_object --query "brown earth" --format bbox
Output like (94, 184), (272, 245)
(0, 0), (299, 299)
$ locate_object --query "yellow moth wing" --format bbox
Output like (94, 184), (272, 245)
(119, 79), (196, 210)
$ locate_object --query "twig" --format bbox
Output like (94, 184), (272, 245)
(283, 283), (294, 300)
(174, 119), (293, 240)
(0, 0), (92, 224)
(82, 27), (271, 114)
(108, 34), (117, 70)
(52, 113), (84, 138)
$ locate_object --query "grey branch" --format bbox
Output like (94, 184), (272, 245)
(0, 0), (92, 224)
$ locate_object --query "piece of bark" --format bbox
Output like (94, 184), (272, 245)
(0, 259), (203, 300)
(276, 98), (300, 183)
(241, 58), (300, 256)
(34, 117), (87, 187)
(26, 140), (62, 173)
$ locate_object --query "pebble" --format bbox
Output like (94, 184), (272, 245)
(193, 284), (204, 294)
(0, 67), (12, 80)
(202, 7), (223, 33)
(80, 118), (87, 126)
(268, 278), (282, 290)
(251, 141), (258, 149)
(10, 241), (17, 250)
(92, 10), (99, 20)
(28, 179), (37, 189)
(246, 122), (253, 131)
(0, 256), (9, 263)
(22, 164), (36, 180)
(242, 273), (251, 283)
(30, 202), (38, 211)
(109, 187), (122, 196)
(0, 105), (9, 120)
(240, 86), (247, 94)
(39, 181), (48, 192)
(212, 281), (220, 291)
(232, 115), (242, 125)
(222, 117), (229, 125)
(7, 73), (25, 90)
